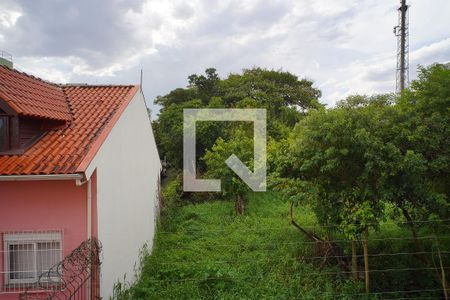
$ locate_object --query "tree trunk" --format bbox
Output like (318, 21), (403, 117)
(235, 194), (244, 215)
(436, 237), (449, 300)
(401, 208), (429, 265)
(289, 202), (321, 242)
(288, 202), (350, 272)
(401, 207), (448, 290)
(401, 207), (448, 287)
(352, 239), (358, 280)
(363, 228), (370, 294)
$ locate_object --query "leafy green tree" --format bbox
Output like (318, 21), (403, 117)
(290, 104), (388, 228)
(220, 68), (321, 110)
(284, 64), (449, 288)
(202, 129), (253, 214)
(188, 68), (220, 104)
(336, 93), (395, 109)
(153, 99), (203, 168)
(154, 68), (322, 170)
(287, 97), (398, 291)
(392, 64), (450, 220)
(374, 65), (450, 285)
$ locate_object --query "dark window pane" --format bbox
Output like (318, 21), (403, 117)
(0, 116), (9, 151)
(9, 243), (35, 280)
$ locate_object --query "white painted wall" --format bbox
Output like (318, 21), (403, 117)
(85, 90), (161, 298)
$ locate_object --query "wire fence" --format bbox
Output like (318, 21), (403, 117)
(156, 218), (450, 235)
(143, 219), (450, 299)
(147, 250), (450, 266)
(156, 235), (450, 250)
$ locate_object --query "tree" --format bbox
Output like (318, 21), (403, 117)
(376, 64), (450, 287)
(202, 129), (253, 214)
(287, 97), (398, 292)
(392, 64), (450, 220)
(153, 99), (203, 168)
(154, 67), (322, 170)
(284, 63), (450, 290)
(187, 68), (220, 104)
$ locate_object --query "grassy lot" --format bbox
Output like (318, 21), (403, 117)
(116, 190), (449, 299)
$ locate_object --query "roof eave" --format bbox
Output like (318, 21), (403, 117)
(0, 173), (84, 181)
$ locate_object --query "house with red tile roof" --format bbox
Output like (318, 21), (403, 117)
(0, 63), (161, 299)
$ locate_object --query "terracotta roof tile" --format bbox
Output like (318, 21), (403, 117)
(0, 66), (71, 121)
(0, 67), (139, 175)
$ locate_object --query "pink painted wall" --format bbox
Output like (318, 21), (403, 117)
(0, 179), (92, 299)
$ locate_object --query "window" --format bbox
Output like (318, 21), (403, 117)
(0, 115), (9, 152)
(3, 232), (62, 286)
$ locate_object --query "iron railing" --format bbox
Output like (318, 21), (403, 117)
(19, 238), (101, 300)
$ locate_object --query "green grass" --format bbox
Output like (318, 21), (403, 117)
(117, 192), (449, 300)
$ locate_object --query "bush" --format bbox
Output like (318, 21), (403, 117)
(160, 175), (183, 225)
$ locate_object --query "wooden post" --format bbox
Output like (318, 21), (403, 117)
(363, 228), (370, 294)
(436, 238), (449, 300)
(352, 239), (358, 280)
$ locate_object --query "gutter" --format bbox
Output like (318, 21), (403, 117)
(86, 178), (93, 300)
(0, 173), (84, 182)
(87, 178), (92, 239)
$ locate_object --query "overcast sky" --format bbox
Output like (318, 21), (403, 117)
(1, 0), (449, 117)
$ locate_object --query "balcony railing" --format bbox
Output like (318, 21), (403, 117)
(16, 237), (102, 300)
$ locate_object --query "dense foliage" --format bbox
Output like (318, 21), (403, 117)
(154, 67), (322, 213)
(272, 64), (449, 233)
(272, 64), (450, 292)
(153, 67), (322, 170)
(125, 64), (450, 299)
(116, 192), (449, 299)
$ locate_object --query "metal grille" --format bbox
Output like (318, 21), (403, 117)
(19, 238), (101, 300)
(1, 230), (63, 294)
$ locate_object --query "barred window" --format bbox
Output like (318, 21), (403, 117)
(3, 232), (62, 286)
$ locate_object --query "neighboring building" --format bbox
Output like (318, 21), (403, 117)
(0, 63), (161, 299)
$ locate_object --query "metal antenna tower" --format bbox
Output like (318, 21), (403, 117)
(394, 0), (409, 93)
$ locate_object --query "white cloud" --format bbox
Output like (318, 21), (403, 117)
(410, 37), (450, 63)
(0, 0), (449, 115)
(14, 56), (76, 83)
(0, 10), (21, 28)
(0, 1), (22, 28)
(308, 0), (358, 17)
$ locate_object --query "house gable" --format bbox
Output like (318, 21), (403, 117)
(80, 88), (161, 298)
(0, 66), (139, 175)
